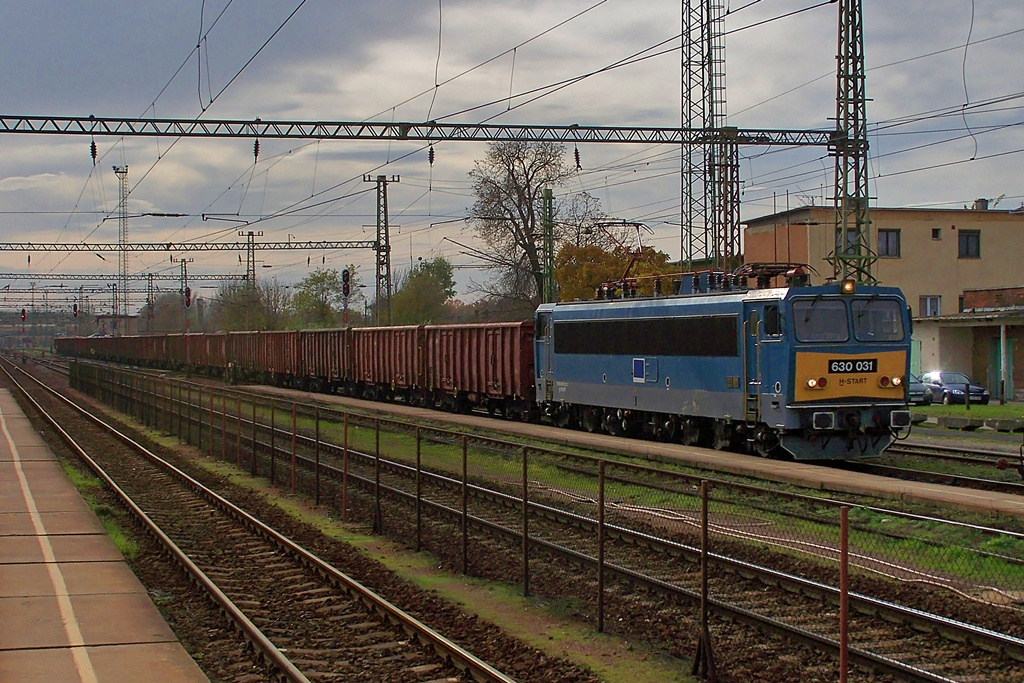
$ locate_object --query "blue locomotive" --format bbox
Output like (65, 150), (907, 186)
(56, 267), (912, 461)
(534, 271), (912, 459)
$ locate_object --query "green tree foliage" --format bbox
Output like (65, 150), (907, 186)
(469, 141), (601, 304)
(291, 268), (344, 328)
(555, 244), (676, 302)
(390, 257), (456, 324)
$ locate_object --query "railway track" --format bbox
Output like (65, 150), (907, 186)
(0, 357), (530, 683)
(57, 360), (1024, 683)
(850, 440), (1024, 494)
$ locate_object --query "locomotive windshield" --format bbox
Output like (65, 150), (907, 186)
(792, 298), (849, 342)
(851, 298), (905, 341)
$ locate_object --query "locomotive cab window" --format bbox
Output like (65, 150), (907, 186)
(852, 298), (905, 341)
(764, 305), (781, 336)
(792, 298), (849, 343)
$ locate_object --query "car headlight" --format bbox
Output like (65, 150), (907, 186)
(950, 389), (964, 395)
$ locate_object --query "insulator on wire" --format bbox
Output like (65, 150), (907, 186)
(428, 145), (435, 166)
(574, 145), (582, 171)
(253, 139), (260, 163)
(90, 139), (98, 165)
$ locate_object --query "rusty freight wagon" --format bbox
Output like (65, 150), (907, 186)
(299, 328), (354, 393)
(424, 321), (535, 418)
(352, 325), (424, 402)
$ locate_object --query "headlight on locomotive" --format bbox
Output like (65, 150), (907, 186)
(806, 377), (828, 389)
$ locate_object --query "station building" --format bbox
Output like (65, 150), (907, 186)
(743, 200), (1024, 400)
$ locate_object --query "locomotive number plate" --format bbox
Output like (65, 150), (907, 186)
(828, 358), (877, 374)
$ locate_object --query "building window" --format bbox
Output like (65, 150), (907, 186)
(931, 228), (941, 240)
(877, 229), (900, 257)
(958, 230), (980, 258)
(919, 296), (941, 317)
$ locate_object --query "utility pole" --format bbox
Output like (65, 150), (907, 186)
(113, 165), (129, 318)
(239, 230), (263, 287)
(364, 174), (398, 325)
(542, 189), (555, 304)
(146, 273), (155, 329)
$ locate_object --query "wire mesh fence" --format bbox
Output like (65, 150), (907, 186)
(72, 362), (1024, 645)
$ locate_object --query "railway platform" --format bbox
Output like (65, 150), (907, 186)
(0, 389), (208, 683)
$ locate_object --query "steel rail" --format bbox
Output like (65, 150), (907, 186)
(5, 358), (518, 683)
(0, 358), (309, 682)
(144, 380), (1024, 680)
(844, 460), (1024, 494)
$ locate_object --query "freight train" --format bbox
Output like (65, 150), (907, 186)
(55, 269), (913, 460)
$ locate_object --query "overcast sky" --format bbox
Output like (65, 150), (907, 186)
(1, 0), (1021, 310)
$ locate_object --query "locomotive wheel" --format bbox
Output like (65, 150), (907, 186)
(660, 415), (679, 442)
(602, 410), (622, 436)
(579, 407), (599, 433)
(712, 420), (732, 450)
(553, 404), (575, 429)
(680, 418), (700, 446)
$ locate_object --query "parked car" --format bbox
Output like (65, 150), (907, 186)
(907, 373), (933, 405)
(919, 371), (990, 405)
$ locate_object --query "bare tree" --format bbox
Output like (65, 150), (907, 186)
(469, 141), (598, 304)
(210, 279), (292, 331)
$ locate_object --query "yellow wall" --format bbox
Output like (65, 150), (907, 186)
(744, 206), (1024, 318)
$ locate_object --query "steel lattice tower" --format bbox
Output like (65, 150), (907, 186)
(831, 0), (875, 282)
(681, 0), (736, 272)
(113, 165), (128, 316)
(365, 174), (397, 325)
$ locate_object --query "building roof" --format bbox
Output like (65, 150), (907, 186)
(744, 204), (1024, 227)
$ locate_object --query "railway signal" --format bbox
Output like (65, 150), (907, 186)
(72, 303), (78, 318)
(20, 308), (26, 321)
(184, 286), (192, 308)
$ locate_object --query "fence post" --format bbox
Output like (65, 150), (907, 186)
(840, 505), (849, 683)
(374, 418), (382, 533)
(291, 403), (297, 494)
(691, 480), (717, 680)
(209, 392), (214, 456)
(235, 396), (241, 467)
(251, 399), (257, 477)
(342, 413), (349, 522)
(315, 407), (321, 506)
(177, 381), (182, 443)
(598, 459), (605, 633)
(462, 435), (468, 575)
(221, 391), (227, 462)
(195, 385), (200, 450)
(522, 446), (530, 597)
(415, 427), (422, 552)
